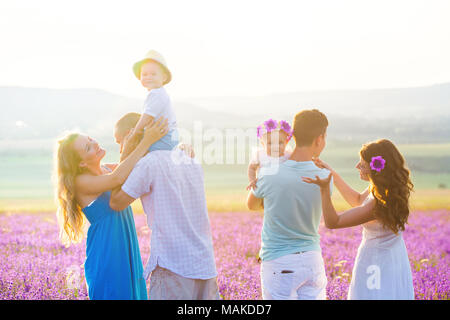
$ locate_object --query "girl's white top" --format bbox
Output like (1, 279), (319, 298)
(143, 87), (177, 130)
(251, 147), (292, 168)
(347, 194), (415, 300)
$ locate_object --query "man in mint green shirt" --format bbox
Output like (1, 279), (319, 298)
(247, 109), (331, 300)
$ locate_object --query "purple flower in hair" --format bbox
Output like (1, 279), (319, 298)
(370, 156), (386, 172)
(256, 126), (263, 139)
(279, 120), (292, 134)
(264, 119), (277, 132)
(257, 119), (293, 140)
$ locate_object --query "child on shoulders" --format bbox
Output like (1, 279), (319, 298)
(129, 50), (179, 152)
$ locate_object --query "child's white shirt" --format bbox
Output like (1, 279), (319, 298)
(251, 146), (292, 168)
(143, 87), (177, 130)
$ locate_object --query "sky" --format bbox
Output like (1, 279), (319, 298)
(1, 0), (450, 100)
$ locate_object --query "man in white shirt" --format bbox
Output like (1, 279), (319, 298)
(110, 113), (219, 300)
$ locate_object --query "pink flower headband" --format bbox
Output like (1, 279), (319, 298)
(370, 156), (386, 172)
(256, 119), (293, 141)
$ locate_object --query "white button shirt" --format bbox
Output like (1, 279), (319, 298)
(121, 149), (217, 280)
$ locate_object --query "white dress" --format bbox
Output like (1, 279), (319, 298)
(347, 195), (415, 300)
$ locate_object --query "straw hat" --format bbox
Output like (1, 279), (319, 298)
(132, 50), (172, 85)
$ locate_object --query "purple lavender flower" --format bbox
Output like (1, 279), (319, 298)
(1, 210), (448, 300)
(263, 119), (277, 133)
(370, 156), (386, 172)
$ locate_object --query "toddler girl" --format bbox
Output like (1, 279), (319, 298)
(247, 119), (293, 190)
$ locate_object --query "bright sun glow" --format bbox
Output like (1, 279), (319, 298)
(0, 0), (449, 101)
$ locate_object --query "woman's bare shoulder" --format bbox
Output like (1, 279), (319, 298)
(74, 172), (96, 190)
(361, 196), (376, 211)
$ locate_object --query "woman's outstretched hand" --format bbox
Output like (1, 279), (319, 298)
(302, 172), (333, 189)
(312, 157), (332, 171)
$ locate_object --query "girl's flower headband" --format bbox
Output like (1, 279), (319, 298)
(370, 156), (386, 172)
(257, 119), (293, 141)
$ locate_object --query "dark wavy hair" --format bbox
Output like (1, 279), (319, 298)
(360, 139), (414, 234)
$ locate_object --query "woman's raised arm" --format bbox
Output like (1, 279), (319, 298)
(302, 173), (376, 229)
(313, 157), (369, 207)
(75, 118), (168, 196)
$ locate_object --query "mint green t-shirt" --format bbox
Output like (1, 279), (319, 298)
(252, 160), (332, 261)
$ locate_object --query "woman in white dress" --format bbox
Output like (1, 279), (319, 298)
(302, 139), (415, 300)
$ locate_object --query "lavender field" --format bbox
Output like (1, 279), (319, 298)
(0, 210), (448, 300)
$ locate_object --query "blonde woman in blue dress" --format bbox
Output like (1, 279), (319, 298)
(302, 139), (415, 300)
(54, 118), (168, 299)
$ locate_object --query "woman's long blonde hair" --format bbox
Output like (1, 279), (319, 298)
(360, 139), (414, 234)
(53, 132), (85, 247)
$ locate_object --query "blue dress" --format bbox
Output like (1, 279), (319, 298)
(81, 191), (147, 300)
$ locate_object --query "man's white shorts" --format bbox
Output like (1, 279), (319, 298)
(260, 251), (327, 300)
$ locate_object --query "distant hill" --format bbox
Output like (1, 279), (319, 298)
(1, 83), (449, 151)
(0, 86), (244, 141)
(184, 82), (450, 118)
